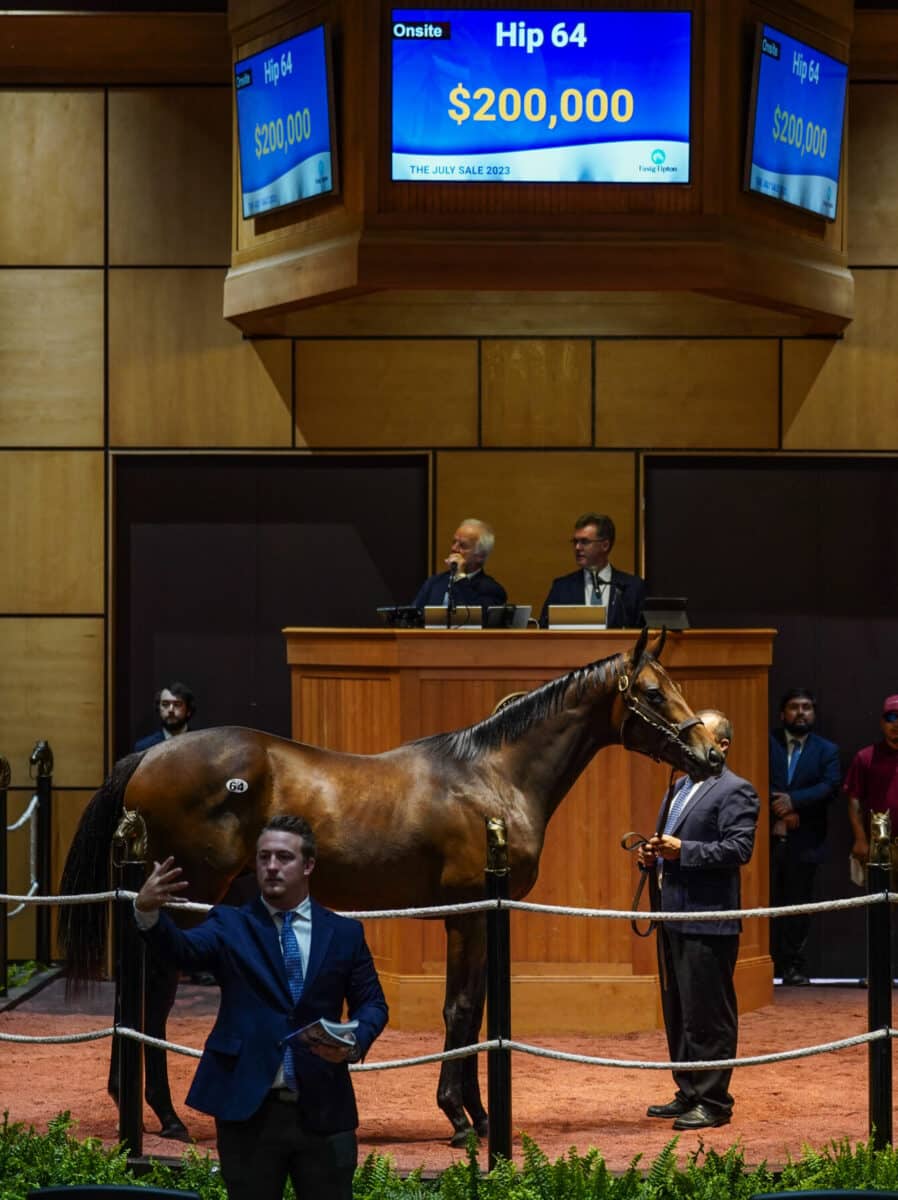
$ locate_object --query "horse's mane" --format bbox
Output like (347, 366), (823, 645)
(415, 650), (625, 763)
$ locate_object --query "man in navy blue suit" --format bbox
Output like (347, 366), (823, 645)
(134, 681), (195, 751)
(414, 517), (506, 620)
(538, 512), (646, 628)
(769, 688), (840, 987)
(135, 813), (388, 1200)
(638, 709), (759, 1131)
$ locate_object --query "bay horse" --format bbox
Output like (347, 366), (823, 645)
(59, 628), (723, 1144)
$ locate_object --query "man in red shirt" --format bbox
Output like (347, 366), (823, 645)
(846, 695), (898, 864)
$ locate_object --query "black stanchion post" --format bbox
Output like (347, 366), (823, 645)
(866, 811), (892, 1149)
(0, 755), (10, 999)
(115, 857), (145, 1157)
(30, 741), (54, 965)
(485, 815), (511, 1168)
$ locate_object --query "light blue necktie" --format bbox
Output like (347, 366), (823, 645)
(590, 571), (604, 606)
(279, 910), (305, 1091)
(664, 778), (694, 835)
(787, 740), (802, 784)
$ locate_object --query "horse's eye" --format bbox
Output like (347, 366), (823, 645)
(645, 688), (664, 706)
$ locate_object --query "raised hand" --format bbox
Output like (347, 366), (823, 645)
(135, 856), (190, 912)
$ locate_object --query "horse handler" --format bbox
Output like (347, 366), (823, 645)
(134, 813), (388, 1200)
(637, 710), (759, 1131)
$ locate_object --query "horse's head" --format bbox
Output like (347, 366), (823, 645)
(615, 627), (725, 779)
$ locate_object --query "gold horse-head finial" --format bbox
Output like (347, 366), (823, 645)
(113, 807), (148, 865)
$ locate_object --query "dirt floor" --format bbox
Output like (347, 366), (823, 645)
(0, 977), (885, 1175)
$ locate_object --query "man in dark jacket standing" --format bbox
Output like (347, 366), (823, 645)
(769, 688), (840, 986)
(638, 709), (759, 1131)
(135, 813), (388, 1200)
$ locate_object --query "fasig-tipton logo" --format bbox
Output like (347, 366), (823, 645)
(235, 68), (252, 90)
(651, 149), (666, 165)
(638, 147), (678, 176)
(761, 34), (781, 60)
(392, 19), (451, 40)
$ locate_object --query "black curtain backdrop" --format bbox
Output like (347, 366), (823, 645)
(115, 454), (428, 760)
(645, 455), (898, 979)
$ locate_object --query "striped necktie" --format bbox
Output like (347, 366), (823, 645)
(664, 777), (694, 835)
(279, 910), (304, 1090)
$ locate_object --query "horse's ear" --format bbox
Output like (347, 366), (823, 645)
(653, 626), (667, 660)
(629, 626), (649, 668)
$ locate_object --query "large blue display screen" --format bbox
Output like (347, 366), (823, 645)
(391, 9), (691, 184)
(234, 24), (336, 218)
(745, 24), (848, 220)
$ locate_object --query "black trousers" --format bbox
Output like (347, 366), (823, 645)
(770, 837), (817, 975)
(657, 926), (739, 1116)
(215, 1096), (357, 1200)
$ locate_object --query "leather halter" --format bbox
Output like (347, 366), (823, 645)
(616, 663), (702, 765)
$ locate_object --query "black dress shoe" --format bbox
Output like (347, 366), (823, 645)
(646, 1097), (692, 1118)
(672, 1103), (731, 1130)
(782, 969), (811, 986)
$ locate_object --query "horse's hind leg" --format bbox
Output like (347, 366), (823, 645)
(438, 914), (488, 1146)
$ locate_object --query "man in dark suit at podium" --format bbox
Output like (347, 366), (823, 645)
(769, 688), (841, 986)
(134, 681), (195, 751)
(414, 517), (507, 618)
(539, 512), (646, 628)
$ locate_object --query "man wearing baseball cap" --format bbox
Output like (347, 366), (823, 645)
(845, 695), (898, 867)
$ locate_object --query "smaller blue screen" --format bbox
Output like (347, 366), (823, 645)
(235, 24), (335, 219)
(746, 24), (848, 220)
(391, 9), (692, 184)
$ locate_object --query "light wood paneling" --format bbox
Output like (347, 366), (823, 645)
(0, 452), (103, 613)
(108, 269), (292, 447)
(0, 92), (104, 265)
(847, 85), (898, 266)
(294, 340), (478, 447)
(0, 619), (104, 788)
(596, 340), (779, 448)
(436, 450), (637, 615)
(294, 673), (399, 754)
(481, 339), (591, 447)
(782, 271), (898, 450)
(109, 88), (230, 266)
(0, 271), (103, 446)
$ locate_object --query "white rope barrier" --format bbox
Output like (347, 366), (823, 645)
(4, 794), (40, 918)
(1, 890), (894, 923)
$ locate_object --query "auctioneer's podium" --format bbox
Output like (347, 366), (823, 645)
(283, 627), (774, 1033)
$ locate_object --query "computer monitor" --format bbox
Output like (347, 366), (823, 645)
(641, 597), (689, 629)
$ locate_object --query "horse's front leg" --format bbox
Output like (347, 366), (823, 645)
(438, 914), (488, 1146)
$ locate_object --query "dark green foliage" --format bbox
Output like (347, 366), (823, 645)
(5, 1113), (898, 1200)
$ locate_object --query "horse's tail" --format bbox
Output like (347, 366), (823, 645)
(58, 751), (146, 987)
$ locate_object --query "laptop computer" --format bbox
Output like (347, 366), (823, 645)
(641, 597), (689, 629)
(484, 604), (532, 629)
(547, 604), (606, 630)
(376, 606), (423, 628)
(423, 605), (482, 629)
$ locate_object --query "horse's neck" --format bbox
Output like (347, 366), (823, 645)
(499, 681), (618, 824)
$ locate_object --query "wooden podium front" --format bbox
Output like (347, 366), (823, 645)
(283, 627), (774, 1033)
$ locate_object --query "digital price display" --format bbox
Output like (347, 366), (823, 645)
(391, 9), (692, 184)
(234, 24), (337, 219)
(744, 24), (848, 220)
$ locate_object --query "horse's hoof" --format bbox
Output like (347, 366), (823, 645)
(449, 1124), (475, 1148)
(474, 1116), (489, 1137)
(158, 1116), (191, 1142)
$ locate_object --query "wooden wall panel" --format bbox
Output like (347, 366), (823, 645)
(481, 339), (591, 447)
(847, 85), (898, 266)
(782, 272), (898, 450)
(436, 450), (637, 614)
(596, 340), (779, 448)
(294, 674), (399, 753)
(108, 269), (292, 447)
(0, 452), (104, 613)
(0, 619), (104, 788)
(0, 270), (103, 446)
(109, 88), (231, 266)
(294, 340), (478, 447)
(0, 91), (104, 266)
